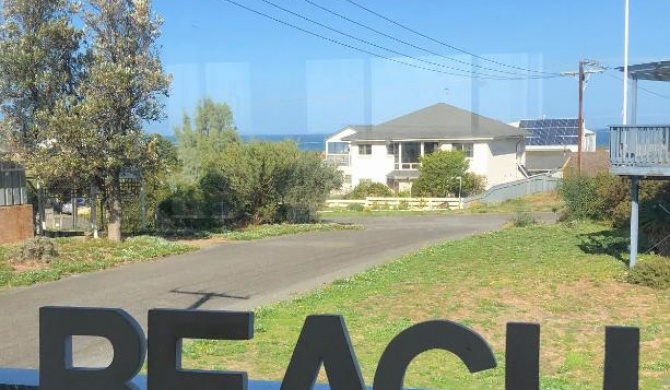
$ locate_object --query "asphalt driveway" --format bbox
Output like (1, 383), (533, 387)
(0, 213), (555, 368)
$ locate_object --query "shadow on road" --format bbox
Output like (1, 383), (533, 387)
(170, 288), (251, 310)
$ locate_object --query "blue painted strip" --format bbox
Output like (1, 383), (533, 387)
(0, 369), (389, 390)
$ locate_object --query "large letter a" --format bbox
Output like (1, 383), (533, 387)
(280, 315), (365, 390)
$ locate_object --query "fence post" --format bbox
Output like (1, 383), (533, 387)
(91, 185), (99, 239)
(37, 185), (45, 236)
(140, 173), (147, 232)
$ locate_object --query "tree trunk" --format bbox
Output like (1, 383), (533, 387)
(107, 173), (123, 242)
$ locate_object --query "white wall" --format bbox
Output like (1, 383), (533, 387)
(326, 128), (357, 194)
(350, 142), (394, 187)
(469, 143), (490, 180)
(487, 138), (524, 187)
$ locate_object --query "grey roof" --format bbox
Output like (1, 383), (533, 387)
(342, 103), (525, 142)
(617, 60), (670, 82)
(326, 125), (372, 140)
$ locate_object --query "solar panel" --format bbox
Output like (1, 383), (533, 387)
(518, 118), (580, 146)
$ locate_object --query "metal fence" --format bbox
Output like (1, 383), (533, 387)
(0, 161), (27, 207)
(464, 175), (560, 205)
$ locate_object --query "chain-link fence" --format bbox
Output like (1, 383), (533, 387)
(37, 172), (148, 235)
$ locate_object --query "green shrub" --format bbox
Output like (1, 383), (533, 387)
(626, 257), (670, 289)
(559, 175), (605, 220)
(560, 173), (670, 225)
(410, 151), (485, 197)
(347, 182), (393, 199)
(509, 211), (537, 227)
(398, 200), (410, 210)
(347, 203), (365, 212)
(20, 236), (58, 263)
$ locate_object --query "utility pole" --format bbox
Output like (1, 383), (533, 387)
(561, 60), (604, 174)
(578, 61), (585, 174)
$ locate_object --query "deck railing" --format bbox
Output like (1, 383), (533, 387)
(610, 125), (670, 166)
(326, 154), (350, 166)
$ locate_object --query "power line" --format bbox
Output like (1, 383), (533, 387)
(340, 0), (561, 76)
(300, 0), (541, 78)
(606, 72), (670, 101)
(254, 0), (553, 80)
(217, 0), (499, 79)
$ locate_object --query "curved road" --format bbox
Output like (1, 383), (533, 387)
(0, 213), (552, 368)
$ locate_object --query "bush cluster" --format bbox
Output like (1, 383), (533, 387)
(20, 236), (58, 263)
(626, 257), (670, 289)
(410, 151), (485, 197)
(560, 174), (669, 225)
(509, 212), (537, 227)
(346, 182), (393, 199)
(559, 174), (670, 256)
(159, 140), (342, 229)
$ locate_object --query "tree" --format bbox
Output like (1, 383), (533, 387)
(0, 0), (82, 180)
(411, 151), (485, 197)
(52, 0), (170, 242)
(174, 97), (239, 182)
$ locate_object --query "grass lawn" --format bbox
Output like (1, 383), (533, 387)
(464, 191), (564, 214)
(182, 221), (670, 390)
(0, 236), (196, 289)
(0, 223), (361, 289)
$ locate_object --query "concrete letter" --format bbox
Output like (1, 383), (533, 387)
(373, 320), (496, 390)
(147, 309), (253, 390)
(40, 306), (145, 390)
(280, 315), (365, 390)
(603, 327), (639, 390)
(505, 323), (540, 390)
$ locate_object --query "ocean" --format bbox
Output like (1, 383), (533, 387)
(166, 131), (610, 151)
(595, 129), (610, 148)
(241, 134), (327, 152)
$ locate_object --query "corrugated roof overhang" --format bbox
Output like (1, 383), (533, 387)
(617, 60), (670, 82)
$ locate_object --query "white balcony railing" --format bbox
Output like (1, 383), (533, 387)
(610, 125), (670, 166)
(326, 154), (350, 166)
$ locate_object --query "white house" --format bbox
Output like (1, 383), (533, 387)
(325, 103), (527, 193)
(510, 119), (596, 175)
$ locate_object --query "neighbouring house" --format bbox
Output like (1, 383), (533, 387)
(510, 119), (596, 175)
(325, 103), (527, 193)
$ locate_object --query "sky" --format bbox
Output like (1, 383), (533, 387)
(151, 0), (670, 136)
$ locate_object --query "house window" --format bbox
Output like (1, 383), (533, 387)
(327, 142), (349, 154)
(424, 142), (438, 155)
(387, 142), (398, 155)
(358, 144), (372, 155)
(453, 143), (474, 158)
(400, 142), (421, 169)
